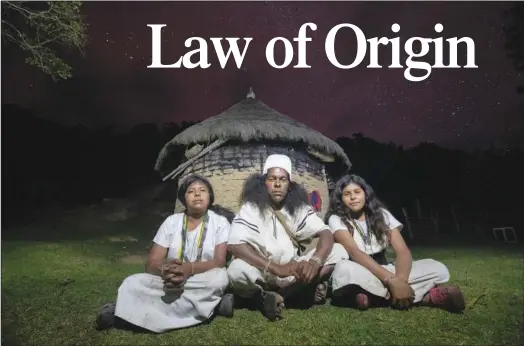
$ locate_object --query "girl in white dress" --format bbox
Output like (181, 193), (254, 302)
(326, 174), (465, 312)
(96, 175), (233, 333)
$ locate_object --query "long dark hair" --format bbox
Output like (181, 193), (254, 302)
(177, 174), (235, 223)
(239, 173), (309, 217)
(325, 174), (389, 245)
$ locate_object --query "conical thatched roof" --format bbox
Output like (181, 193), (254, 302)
(155, 89), (351, 171)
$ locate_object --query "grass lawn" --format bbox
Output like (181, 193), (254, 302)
(2, 211), (523, 345)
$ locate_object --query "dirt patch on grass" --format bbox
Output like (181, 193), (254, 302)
(119, 254), (147, 264)
(108, 235), (138, 243)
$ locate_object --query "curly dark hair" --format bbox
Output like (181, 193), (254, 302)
(177, 174), (234, 222)
(239, 173), (309, 217)
(325, 174), (389, 245)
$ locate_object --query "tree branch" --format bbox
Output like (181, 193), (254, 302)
(1, 1), (88, 80)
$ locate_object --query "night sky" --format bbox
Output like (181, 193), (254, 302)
(3, 1), (523, 151)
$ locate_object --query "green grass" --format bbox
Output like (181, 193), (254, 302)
(2, 212), (523, 345)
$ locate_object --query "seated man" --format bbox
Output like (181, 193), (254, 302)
(226, 154), (349, 321)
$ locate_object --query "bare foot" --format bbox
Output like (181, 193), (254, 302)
(422, 285), (465, 312)
(258, 291), (285, 321)
(314, 281), (328, 304)
(355, 292), (370, 310)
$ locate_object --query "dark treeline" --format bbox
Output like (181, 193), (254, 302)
(333, 135), (524, 241)
(2, 103), (523, 240)
(2, 104), (196, 227)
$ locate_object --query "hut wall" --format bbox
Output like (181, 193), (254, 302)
(174, 143), (331, 220)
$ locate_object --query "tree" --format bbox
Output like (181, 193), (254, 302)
(503, 2), (524, 94)
(1, 1), (88, 81)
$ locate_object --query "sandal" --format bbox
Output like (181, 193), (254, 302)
(96, 302), (116, 331)
(355, 292), (370, 310)
(257, 291), (284, 321)
(216, 293), (234, 318)
(314, 281), (328, 305)
(427, 285), (465, 312)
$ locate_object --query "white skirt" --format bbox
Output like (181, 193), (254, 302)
(114, 268), (229, 333)
(331, 258), (450, 302)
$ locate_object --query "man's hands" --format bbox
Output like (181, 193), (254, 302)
(295, 259), (321, 283)
(273, 259), (321, 284)
(162, 259), (192, 289)
(273, 260), (299, 278)
(385, 276), (415, 309)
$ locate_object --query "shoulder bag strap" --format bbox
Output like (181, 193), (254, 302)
(271, 208), (307, 254)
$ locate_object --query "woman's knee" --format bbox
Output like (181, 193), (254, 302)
(419, 259), (450, 282)
(207, 268), (229, 290)
(122, 273), (152, 285)
(433, 260), (451, 282)
(118, 273), (160, 292)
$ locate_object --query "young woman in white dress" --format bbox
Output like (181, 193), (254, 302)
(326, 174), (465, 312)
(96, 175), (234, 333)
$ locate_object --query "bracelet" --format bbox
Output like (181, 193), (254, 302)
(310, 256), (323, 266)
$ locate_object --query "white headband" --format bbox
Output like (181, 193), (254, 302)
(263, 154), (292, 180)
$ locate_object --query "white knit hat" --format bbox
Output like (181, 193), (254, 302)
(263, 154), (292, 180)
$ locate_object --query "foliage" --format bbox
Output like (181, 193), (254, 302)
(1, 1), (88, 80)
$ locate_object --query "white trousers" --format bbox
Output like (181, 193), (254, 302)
(227, 243), (349, 298)
(114, 268), (229, 333)
(331, 258), (450, 303)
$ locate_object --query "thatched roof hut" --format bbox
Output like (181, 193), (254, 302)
(155, 88), (351, 219)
